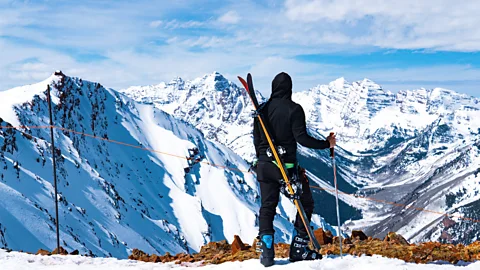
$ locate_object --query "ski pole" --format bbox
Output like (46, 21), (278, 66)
(330, 132), (343, 258)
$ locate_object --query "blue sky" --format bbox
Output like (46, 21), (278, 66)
(1, 0), (479, 97)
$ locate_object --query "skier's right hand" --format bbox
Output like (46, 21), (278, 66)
(327, 133), (336, 148)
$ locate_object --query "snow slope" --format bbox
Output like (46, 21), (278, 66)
(1, 249), (479, 270)
(0, 72), (332, 258)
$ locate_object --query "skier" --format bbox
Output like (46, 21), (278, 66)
(253, 72), (336, 267)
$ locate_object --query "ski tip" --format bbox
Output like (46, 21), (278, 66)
(246, 73), (254, 92)
(237, 76), (248, 90)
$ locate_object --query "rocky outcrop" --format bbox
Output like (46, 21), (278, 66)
(128, 230), (480, 265)
(314, 228), (333, 245)
(231, 235), (249, 254)
(35, 247), (79, 256)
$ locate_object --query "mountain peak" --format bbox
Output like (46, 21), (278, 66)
(429, 87), (460, 98)
(357, 78), (383, 92)
(328, 77), (349, 90)
(0, 72), (67, 126)
(192, 71), (231, 92)
(361, 78), (374, 83)
(205, 71), (227, 82)
(54, 70), (65, 77)
(332, 77), (348, 85)
(168, 76), (185, 85)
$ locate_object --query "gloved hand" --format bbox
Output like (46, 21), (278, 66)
(327, 133), (336, 148)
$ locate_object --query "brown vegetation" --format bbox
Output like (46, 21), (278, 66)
(128, 230), (480, 265)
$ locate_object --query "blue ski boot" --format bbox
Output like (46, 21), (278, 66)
(256, 234), (275, 267)
(289, 230), (322, 262)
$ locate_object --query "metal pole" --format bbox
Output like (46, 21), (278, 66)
(330, 132), (342, 258)
(47, 85), (60, 252)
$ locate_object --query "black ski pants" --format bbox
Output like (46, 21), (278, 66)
(256, 161), (314, 237)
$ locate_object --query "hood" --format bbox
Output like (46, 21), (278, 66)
(270, 72), (292, 99)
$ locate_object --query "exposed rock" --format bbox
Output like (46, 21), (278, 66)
(70, 250), (79, 255)
(274, 243), (290, 258)
(314, 228), (333, 245)
(352, 230), (368, 241)
(440, 231), (453, 242)
(51, 246), (68, 255)
(442, 217), (456, 229)
(343, 244), (355, 253)
(126, 231), (480, 266)
(343, 237), (353, 245)
(384, 232), (409, 245)
(129, 248), (146, 259)
(54, 70), (65, 77)
(36, 249), (50, 256)
(149, 254), (161, 263)
(231, 235), (248, 254)
(332, 236), (341, 245)
(199, 240), (231, 254)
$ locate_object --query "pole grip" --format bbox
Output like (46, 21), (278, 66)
(329, 132), (335, 158)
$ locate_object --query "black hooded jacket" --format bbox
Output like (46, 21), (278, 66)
(253, 72), (330, 163)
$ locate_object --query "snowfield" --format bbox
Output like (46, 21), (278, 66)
(1, 249), (478, 270)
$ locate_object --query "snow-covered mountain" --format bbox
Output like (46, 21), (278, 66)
(122, 72), (262, 162)
(0, 72), (333, 258)
(293, 78), (480, 244)
(122, 74), (480, 245)
(293, 78), (479, 154)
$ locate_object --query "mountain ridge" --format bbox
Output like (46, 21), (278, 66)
(0, 71), (335, 257)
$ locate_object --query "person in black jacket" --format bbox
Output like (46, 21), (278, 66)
(254, 72), (336, 267)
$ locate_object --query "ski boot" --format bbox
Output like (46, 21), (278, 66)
(256, 234), (275, 267)
(289, 230), (322, 262)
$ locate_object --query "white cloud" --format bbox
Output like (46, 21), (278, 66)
(0, 4), (162, 51)
(149, 20), (163, 28)
(163, 20), (204, 29)
(285, 0), (451, 23)
(284, 0), (480, 51)
(1, 0), (479, 98)
(251, 56), (321, 77)
(357, 65), (480, 83)
(167, 36), (232, 49)
(248, 56), (349, 95)
(2, 37), (480, 98)
(218, 11), (240, 24)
